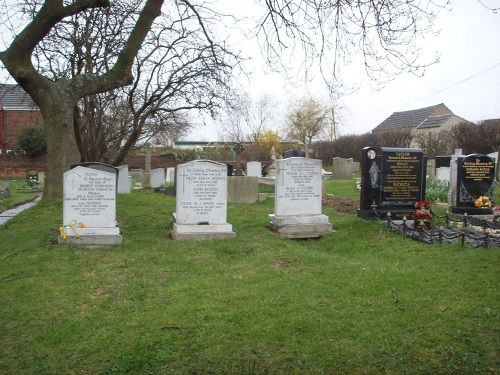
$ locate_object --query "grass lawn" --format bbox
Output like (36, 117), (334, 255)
(0, 179), (42, 213)
(0, 179), (498, 374)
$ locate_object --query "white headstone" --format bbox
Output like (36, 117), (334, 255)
(246, 161), (262, 177)
(172, 160), (235, 240)
(269, 157), (332, 238)
(165, 167), (175, 183)
(150, 168), (165, 188)
(275, 157), (323, 216)
(117, 165), (131, 193)
(61, 166), (121, 244)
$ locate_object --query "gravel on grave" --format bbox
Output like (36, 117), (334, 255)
(321, 196), (500, 248)
(383, 220), (500, 248)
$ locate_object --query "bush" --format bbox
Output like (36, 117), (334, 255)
(16, 125), (47, 156)
(426, 178), (449, 202)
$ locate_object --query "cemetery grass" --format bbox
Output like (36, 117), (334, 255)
(0, 184), (498, 374)
(0, 179), (42, 212)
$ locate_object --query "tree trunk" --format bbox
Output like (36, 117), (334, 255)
(43, 107), (81, 199)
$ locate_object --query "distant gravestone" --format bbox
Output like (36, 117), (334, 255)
(282, 149), (305, 158)
(246, 161), (262, 177)
(165, 167), (175, 183)
(171, 160), (235, 240)
(269, 157), (332, 238)
(25, 169), (39, 187)
(60, 165), (122, 245)
(332, 157), (353, 179)
(358, 147), (426, 219)
(117, 165), (131, 194)
(227, 176), (258, 203)
(0, 180), (10, 198)
(150, 168), (165, 188)
(452, 153), (496, 214)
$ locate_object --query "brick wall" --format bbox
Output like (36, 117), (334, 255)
(1, 110), (44, 152)
(0, 154), (47, 178)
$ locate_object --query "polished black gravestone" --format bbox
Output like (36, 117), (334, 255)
(452, 153), (495, 215)
(358, 147), (427, 219)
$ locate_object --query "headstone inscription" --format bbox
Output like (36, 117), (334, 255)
(171, 160), (235, 240)
(269, 157), (332, 238)
(452, 153), (496, 214)
(60, 165), (122, 245)
(358, 147), (426, 219)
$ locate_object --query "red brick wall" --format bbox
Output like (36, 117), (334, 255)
(0, 110), (44, 152)
(0, 154), (47, 178)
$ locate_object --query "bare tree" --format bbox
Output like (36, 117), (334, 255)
(1, 0), (445, 198)
(218, 92), (279, 142)
(372, 128), (414, 148)
(414, 130), (452, 158)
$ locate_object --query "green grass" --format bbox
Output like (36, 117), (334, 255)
(0, 179), (42, 212)
(0, 180), (498, 374)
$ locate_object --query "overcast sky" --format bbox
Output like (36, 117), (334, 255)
(233, 1), (500, 139)
(2, 1), (499, 142)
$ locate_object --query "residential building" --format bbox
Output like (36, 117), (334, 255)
(0, 84), (43, 154)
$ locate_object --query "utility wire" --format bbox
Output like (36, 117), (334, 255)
(352, 61), (500, 115)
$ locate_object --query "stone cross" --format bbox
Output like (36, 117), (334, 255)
(233, 142), (245, 176)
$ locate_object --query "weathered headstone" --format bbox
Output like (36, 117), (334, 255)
(227, 176), (258, 203)
(358, 147), (427, 219)
(171, 160), (235, 240)
(246, 161), (262, 177)
(117, 165), (131, 194)
(452, 153), (496, 214)
(332, 157), (353, 179)
(129, 169), (145, 189)
(269, 157), (332, 238)
(150, 168), (165, 188)
(0, 180), (10, 198)
(60, 165), (122, 245)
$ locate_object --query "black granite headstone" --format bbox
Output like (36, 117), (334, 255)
(282, 149), (306, 158)
(358, 147), (427, 219)
(453, 154), (495, 214)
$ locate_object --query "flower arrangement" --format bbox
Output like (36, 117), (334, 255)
(493, 206), (500, 218)
(474, 195), (492, 208)
(413, 200), (433, 221)
(59, 220), (85, 239)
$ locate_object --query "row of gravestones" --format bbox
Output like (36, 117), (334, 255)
(357, 147), (497, 219)
(59, 158), (333, 245)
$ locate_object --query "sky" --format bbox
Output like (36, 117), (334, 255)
(193, 0), (500, 141)
(1, 1), (499, 142)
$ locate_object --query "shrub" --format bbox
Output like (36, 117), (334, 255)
(16, 125), (47, 156)
(426, 178), (449, 202)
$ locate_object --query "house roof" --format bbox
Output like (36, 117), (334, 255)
(0, 84), (38, 110)
(372, 103), (453, 132)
